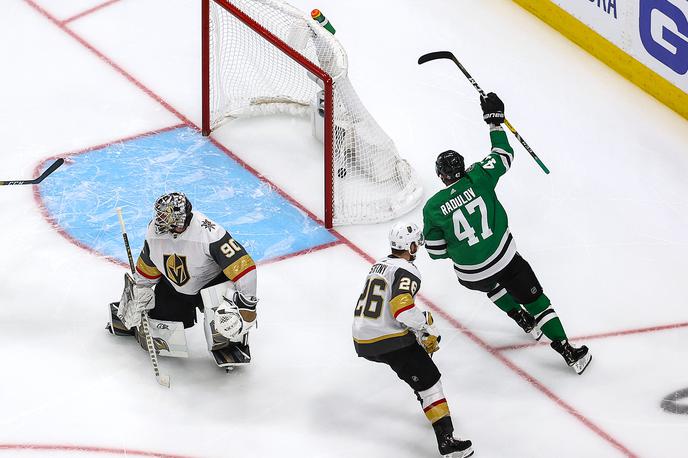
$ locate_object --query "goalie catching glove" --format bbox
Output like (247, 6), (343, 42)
(215, 291), (258, 342)
(415, 311), (441, 354)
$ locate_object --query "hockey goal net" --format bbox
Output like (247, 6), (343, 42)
(202, 0), (423, 227)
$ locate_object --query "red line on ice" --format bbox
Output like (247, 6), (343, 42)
(31, 124), (187, 271)
(25, 0), (345, 264)
(495, 321), (688, 351)
(24, 0), (193, 127)
(0, 443), (192, 457)
(30, 126), (344, 269)
(61, 0), (121, 24)
(21, 0), (640, 456)
(333, 240), (638, 456)
(419, 300), (638, 457)
(258, 240), (344, 266)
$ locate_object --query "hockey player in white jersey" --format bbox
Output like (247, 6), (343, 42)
(108, 192), (258, 368)
(353, 222), (474, 458)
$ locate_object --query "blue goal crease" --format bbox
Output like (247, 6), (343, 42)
(38, 127), (336, 264)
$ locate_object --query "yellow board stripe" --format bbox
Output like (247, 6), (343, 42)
(512, 0), (688, 120)
(353, 329), (410, 345)
(223, 254), (256, 281)
(390, 293), (414, 318)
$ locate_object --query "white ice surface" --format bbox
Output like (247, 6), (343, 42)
(2, 0), (688, 457)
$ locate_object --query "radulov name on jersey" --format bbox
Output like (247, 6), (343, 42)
(440, 187), (477, 216)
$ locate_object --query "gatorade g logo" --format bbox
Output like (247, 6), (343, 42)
(640, 0), (688, 74)
(163, 253), (190, 286)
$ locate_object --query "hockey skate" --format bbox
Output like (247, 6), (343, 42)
(551, 340), (592, 374)
(438, 433), (474, 458)
(433, 417), (474, 458)
(507, 307), (543, 341)
(212, 337), (251, 372)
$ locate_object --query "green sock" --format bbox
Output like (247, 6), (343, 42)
(523, 294), (568, 341)
(488, 289), (520, 313)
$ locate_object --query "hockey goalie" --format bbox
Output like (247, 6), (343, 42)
(107, 192), (258, 369)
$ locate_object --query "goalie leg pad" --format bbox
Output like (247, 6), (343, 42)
(106, 302), (135, 336)
(140, 318), (189, 358)
(202, 281), (234, 351)
(201, 281), (257, 349)
(203, 301), (250, 349)
(211, 334), (251, 367)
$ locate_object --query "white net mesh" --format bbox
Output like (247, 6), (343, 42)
(209, 0), (423, 225)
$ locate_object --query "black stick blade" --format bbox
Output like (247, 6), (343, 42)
(0, 158), (65, 186)
(418, 51), (456, 65)
(34, 158), (65, 184)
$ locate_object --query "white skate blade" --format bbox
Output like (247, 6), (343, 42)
(530, 327), (543, 341)
(444, 446), (474, 458)
(572, 352), (592, 375)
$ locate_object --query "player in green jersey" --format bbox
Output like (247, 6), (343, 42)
(422, 93), (591, 375)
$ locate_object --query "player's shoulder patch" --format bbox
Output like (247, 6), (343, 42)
(189, 211), (225, 242)
(199, 218), (217, 232)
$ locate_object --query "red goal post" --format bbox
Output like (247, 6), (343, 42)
(202, 0), (422, 228)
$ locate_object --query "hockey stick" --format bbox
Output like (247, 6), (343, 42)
(116, 207), (171, 388)
(418, 51), (550, 175)
(0, 158), (65, 186)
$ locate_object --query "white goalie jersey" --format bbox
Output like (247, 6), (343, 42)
(135, 211), (256, 296)
(352, 256), (428, 357)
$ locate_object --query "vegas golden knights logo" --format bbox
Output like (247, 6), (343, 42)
(163, 254), (190, 286)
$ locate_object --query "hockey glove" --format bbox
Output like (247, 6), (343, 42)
(415, 311), (441, 354)
(420, 334), (440, 354)
(480, 92), (505, 125)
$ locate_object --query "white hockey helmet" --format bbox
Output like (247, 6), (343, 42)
(389, 222), (425, 251)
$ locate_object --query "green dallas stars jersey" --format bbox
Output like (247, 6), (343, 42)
(422, 126), (516, 282)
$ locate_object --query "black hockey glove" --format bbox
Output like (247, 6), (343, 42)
(480, 92), (505, 125)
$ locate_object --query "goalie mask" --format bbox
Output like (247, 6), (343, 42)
(389, 222), (425, 252)
(153, 192), (193, 235)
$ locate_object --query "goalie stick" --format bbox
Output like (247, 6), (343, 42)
(116, 207), (171, 388)
(418, 51), (550, 175)
(0, 158), (65, 186)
